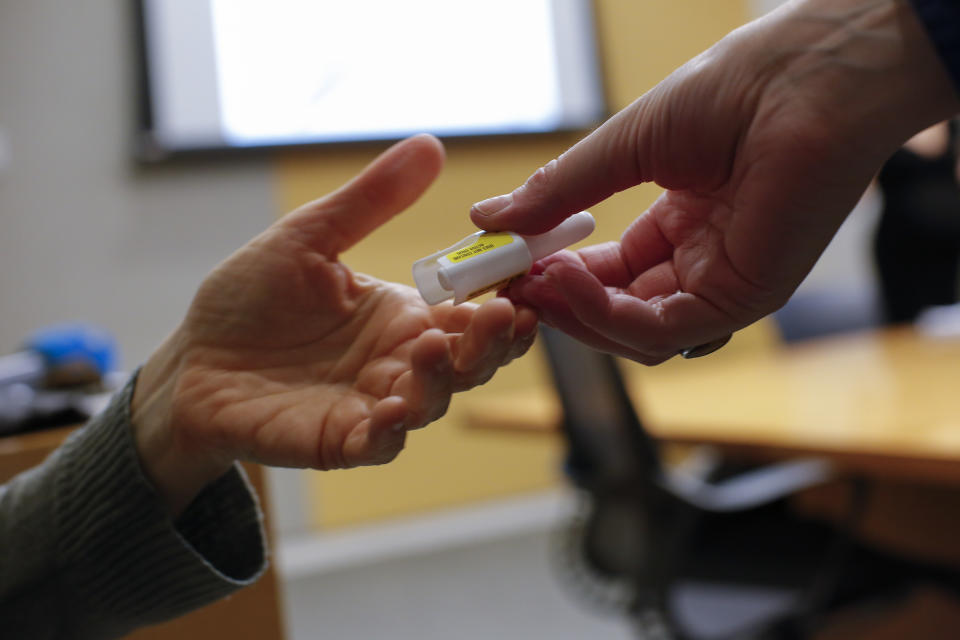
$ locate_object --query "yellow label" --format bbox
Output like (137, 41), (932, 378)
(446, 232), (514, 263)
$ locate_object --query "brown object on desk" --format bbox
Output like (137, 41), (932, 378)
(0, 425), (286, 640)
(462, 327), (960, 485)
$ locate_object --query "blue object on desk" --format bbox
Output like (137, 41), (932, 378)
(0, 323), (119, 434)
(0, 323), (117, 389)
(25, 323), (117, 379)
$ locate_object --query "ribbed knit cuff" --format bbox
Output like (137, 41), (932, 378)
(53, 372), (267, 636)
(910, 0), (960, 94)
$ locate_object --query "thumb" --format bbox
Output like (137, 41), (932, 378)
(469, 105), (647, 235)
(281, 133), (445, 257)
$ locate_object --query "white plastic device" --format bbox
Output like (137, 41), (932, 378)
(413, 211), (596, 305)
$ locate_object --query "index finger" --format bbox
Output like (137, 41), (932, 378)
(469, 105), (646, 235)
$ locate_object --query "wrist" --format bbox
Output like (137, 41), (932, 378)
(131, 328), (234, 518)
(756, 0), (959, 156)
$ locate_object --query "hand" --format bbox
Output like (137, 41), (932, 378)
(131, 134), (537, 515)
(471, 0), (959, 364)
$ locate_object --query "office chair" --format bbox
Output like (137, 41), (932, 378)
(540, 325), (960, 639)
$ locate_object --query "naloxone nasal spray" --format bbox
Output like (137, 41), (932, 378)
(413, 211), (595, 305)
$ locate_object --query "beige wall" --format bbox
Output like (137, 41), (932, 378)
(275, 1), (754, 528)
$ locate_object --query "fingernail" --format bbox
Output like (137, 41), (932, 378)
(542, 263), (562, 280)
(392, 422), (405, 433)
(471, 194), (512, 216)
(679, 334), (732, 359)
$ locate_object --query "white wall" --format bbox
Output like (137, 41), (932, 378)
(0, 1), (275, 368)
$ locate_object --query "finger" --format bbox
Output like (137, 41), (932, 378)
(530, 249), (584, 275)
(545, 262), (736, 359)
(618, 201), (676, 275)
(393, 329), (453, 429)
(342, 396), (408, 467)
(501, 275), (662, 363)
(281, 133), (445, 256)
(488, 296), (539, 360)
(625, 260), (681, 301)
(518, 198), (677, 291)
(534, 204), (674, 286)
(451, 298), (515, 389)
(505, 304), (539, 362)
(575, 241), (638, 288)
(535, 242), (654, 291)
(429, 300), (479, 334)
(470, 105), (646, 235)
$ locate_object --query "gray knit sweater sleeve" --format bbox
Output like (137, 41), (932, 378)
(0, 374), (268, 639)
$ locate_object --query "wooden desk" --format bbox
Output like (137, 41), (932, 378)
(462, 327), (960, 485)
(0, 426), (286, 639)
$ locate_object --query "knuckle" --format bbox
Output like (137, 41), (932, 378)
(516, 159), (559, 205)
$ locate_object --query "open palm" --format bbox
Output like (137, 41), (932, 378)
(134, 136), (535, 494)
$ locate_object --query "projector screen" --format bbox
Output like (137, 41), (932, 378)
(135, 0), (606, 160)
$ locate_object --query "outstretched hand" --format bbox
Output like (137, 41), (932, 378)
(472, 0), (959, 364)
(132, 134), (537, 514)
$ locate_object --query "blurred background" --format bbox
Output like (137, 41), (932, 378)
(1, 1), (942, 638)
